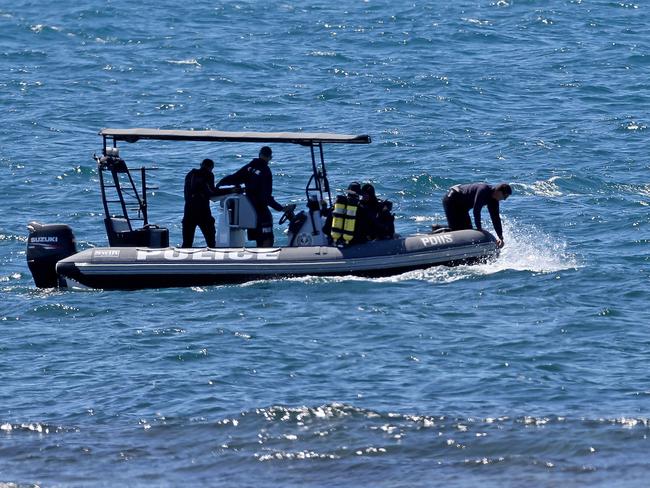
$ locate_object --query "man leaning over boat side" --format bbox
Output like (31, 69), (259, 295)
(442, 182), (512, 248)
(216, 146), (288, 247)
(182, 158), (220, 248)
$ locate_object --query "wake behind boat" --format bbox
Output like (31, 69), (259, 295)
(26, 128), (498, 290)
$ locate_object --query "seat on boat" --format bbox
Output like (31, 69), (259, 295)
(104, 217), (169, 248)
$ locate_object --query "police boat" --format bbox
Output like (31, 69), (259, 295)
(26, 128), (498, 290)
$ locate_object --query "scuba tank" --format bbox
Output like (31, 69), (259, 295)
(342, 193), (359, 245)
(330, 195), (347, 243)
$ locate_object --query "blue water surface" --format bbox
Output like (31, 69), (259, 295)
(1, 1), (649, 486)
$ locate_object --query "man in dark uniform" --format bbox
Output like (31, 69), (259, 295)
(442, 182), (512, 248)
(217, 146), (286, 247)
(182, 158), (220, 248)
(356, 183), (395, 242)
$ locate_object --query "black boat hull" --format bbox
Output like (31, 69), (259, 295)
(55, 230), (497, 290)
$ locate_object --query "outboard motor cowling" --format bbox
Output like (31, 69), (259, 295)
(26, 222), (77, 288)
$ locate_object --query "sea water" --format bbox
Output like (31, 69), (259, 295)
(1, 1), (649, 486)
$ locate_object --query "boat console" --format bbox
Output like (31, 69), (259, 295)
(212, 193), (257, 247)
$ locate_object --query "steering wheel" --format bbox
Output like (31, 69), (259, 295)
(278, 204), (297, 225)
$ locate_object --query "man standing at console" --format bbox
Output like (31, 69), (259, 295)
(182, 158), (219, 248)
(217, 146), (286, 247)
(442, 182), (512, 248)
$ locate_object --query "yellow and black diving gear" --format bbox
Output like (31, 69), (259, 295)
(329, 182), (361, 246)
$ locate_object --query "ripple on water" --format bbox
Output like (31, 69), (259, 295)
(1, 0), (649, 486)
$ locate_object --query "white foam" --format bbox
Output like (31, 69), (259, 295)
(167, 58), (202, 67)
(519, 176), (565, 197)
(468, 219), (579, 275)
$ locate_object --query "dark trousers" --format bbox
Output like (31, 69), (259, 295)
(442, 193), (472, 231)
(247, 206), (274, 247)
(182, 211), (216, 248)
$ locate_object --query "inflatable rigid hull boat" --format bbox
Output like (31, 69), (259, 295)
(27, 128), (499, 290)
(54, 230), (495, 289)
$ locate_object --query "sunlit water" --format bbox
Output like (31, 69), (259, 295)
(1, 1), (649, 486)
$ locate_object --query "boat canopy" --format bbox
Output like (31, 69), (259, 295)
(100, 128), (371, 145)
(98, 127), (371, 222)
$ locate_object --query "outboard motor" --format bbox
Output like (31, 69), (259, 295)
(26, 222), (77, 288)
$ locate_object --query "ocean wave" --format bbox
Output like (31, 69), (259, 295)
(518, 176), (566, 197)
(0, 422), (78, 434)
(166, 58), (202, 67)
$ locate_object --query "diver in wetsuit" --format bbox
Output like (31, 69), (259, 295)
(359, 183), (395, 241)
(182, 158), (220, 248)
(217, 146), (287, 247)
(442, 182), (512, 248)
